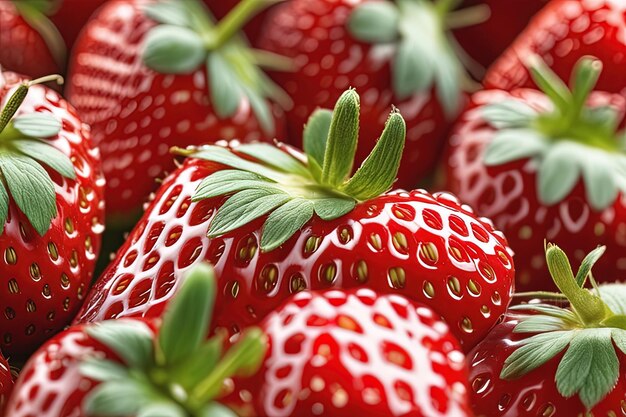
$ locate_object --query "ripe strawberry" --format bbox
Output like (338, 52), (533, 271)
(226, 288), (473, 417)
(66, 0), (287, 219)
(5, 263), (267, 417)
(485, 0), (626, 92)
(445, 56), (626, 291)
(0, 351), (13, 415)
(76, 89), (515, 350)
(454, 0), (548, 69)
(49, 0), (108, 51)
(0, 71), (105, 357)
(469, 244), (626, 416)
(257, 0), (486, 189)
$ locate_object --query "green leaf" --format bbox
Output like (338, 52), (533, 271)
(84, 380), (154, 416)
(14, 139), (75, 179)
(393, 36), (434, 100)
(484, 129), (548, 166)
(86, 321), (155, 370)
(501, 331), (574, 380)
(261, 198), (314, 252)
(207, 51), (243, 119)
(192, 146), (285, 182)
(143, 1), (192, 27)
(159, 263), (215, 365)
(580, 149), (619, 210)
(0, 153), (57, 236)
(143, 25), (206, 74)
(138, 403), (186, 417)
(347, 2), (400, 43)
(537, 142), (582, 206)
(313, 197), (356, 221)
(575, 246), (606, 287)
(12, 113), (61, 137)
(514, 315), (568, 333)
(303, 109), (332, 168)
(342, 110), (405, 200)
(555, 329), (618, 409)
(482, 100), (538, 129)
(321, 90), (360, 187)
(208, 189), (291, 237)
(199, 403), (240, 417)
(0, 182), (9, 235)
(237, 143), (309, 177)
(80, 358), (130, 382)
(193, 170), (276, 202)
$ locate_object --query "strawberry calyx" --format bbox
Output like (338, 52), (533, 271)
(347, 0), (488, 117)
(141, 0), (289, 135)
(81, 263), (267, 417)
(10, 0), (66, 70)
(174, 88), (406, 252)
(0, 74), (76, 236)
(501, 243), (626, 410)
(482, 55), (626, 211)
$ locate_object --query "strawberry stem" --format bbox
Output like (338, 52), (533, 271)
(435, 0), (462, 15)
(445, 4), (491, 29)
(211, 0), (283, 48)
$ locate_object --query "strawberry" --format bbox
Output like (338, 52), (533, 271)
(454, 0), (548, 69)
(49, 0), (108, 51)
(444, 56), (626, 291)
(469, 244), (626, 416)
(5, 263), (267, 417)
(485, 0), (626, 92)
(66, 0), (287, 220)
(257, 0), (487, 189)
(76, 89), (515, 350)
(0, 71), (105, 357)
(0, 351), (13, 415)
(226, 288), (473, 417)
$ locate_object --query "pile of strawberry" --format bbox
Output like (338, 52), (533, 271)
(1, 0), (626, 416)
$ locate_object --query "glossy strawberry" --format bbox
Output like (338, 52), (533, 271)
(0, 71), (105, 357)
(0, 351), (13, 415)
(66, 0), (287, 219)
(445, 57), (626, 291)
(257, 0), (487, 189)
(469, 244), (626, 416)
(76, 90), (514, 350)
(227, 288), (472, 417)
(485, 0), (626, 92)
(49, 0), (108, 51)
(455, 0), (548, 69)
(5, 263), (267, 417)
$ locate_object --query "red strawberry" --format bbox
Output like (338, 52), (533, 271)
(485, 0), (626, 92)
(66, 0), (287, 219)
(76, 89), (515, 350)
(49, 0), (108, 51)
(227, 288), (473, 417)
(469, 244), (626, 416)
(0, 71), (105, 357)
(5, 263), (267, 417)
(0, 351), (13, 415)
(454, 0), (548, 69)
(257, 0), (487, 189)
(445, 56), (626, 291)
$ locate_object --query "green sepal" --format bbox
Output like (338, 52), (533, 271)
(193, 145), (285, 182)
(303, 109), (332, 170)
(313, 197), (356, 221)
(510, 303), (578, 322)
(261, 198), (314, 251)
(481, 100), (538, 129)
(193, 170), (274, 201)
(143, 1), (193, 27)
(175, 333), (225, 388)
(599, 284), (626, 314)
(0, 153), (57, 236)
(157, 263), (215, 366)
(483, 129), (547, 166)
(537, 142), (582, 206)
(199, 403), (239, 417)
(14, 139), (76, 179)
(0, 183), (9, 236)
(575, 246), (605, 287)
(12, 113), (61, 137)
(513, 315), (569, 333)
(85, 321), (155, 370)
(83, 379), (155, 417)
(341, 110), (406, 199)
(143, 25), (206, 74)
(137, 403), (187, 417)
(348, 2), (400, 43)
(207, 51), (245, 120)
(237, 143), (310, 177)
(80, 358), (130, 382)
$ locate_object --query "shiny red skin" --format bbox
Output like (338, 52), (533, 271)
(468, 311), (626, 416)
(0, 1), (60, 78)
(258, 0), (449, 190)
(76, 146), (515, 350)
(485, 0), (626, 92)
(454, 0), (548, 69)
(66, 0), (286, 218)
(4, 319), (158, 417)
(444, 88), (626, 291)
(50, 0), (108, 50)
(227, 289), (473, 417)
(0, 72), (105, 358)
(0, 352), (13, 415)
